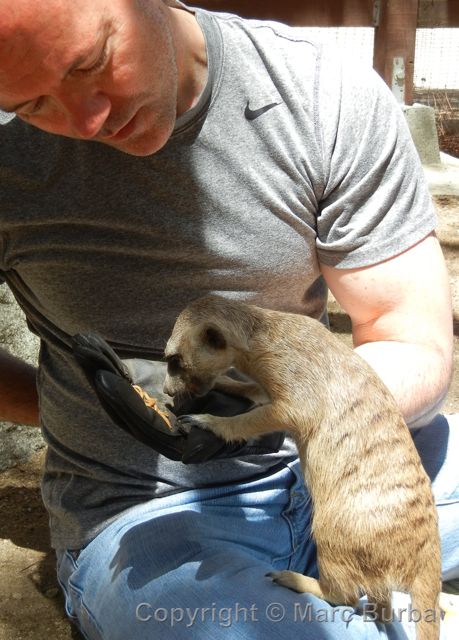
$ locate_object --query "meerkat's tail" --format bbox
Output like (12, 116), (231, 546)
(410, 574), (441, 640)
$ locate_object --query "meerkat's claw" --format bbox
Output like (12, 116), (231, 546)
(267, 570), (290, 586)
(177, 414), (210, 435)
(268, 570), (314, 594)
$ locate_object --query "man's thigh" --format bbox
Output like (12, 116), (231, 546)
(56, 462), (410, 640)
(412, 413), (459, 580)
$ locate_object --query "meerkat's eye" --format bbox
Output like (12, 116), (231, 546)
(167, 354), (183, 376)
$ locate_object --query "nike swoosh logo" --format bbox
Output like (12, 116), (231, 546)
(244, 101), (280, 120)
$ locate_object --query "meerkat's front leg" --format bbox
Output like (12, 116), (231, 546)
(213, 375), (270, 406)
(179, 404), (281, 443)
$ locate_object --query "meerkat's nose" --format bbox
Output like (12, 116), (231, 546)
(163, 377), (174, 397)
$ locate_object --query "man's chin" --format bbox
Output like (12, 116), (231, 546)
(100, 114), (176, 156)
(98, 132), (171, 157)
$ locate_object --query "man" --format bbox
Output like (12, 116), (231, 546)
(0, 1), (457, 638)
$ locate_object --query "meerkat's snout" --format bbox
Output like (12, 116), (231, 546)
(162, 354), (186, 397)
(162, 355), (214, 398)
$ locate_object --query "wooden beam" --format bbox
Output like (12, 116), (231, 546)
(195, 1), (459, 27)
(373, 1), (419, 104)
(194, 1), (375, 27)
(418, 0), (459, 27)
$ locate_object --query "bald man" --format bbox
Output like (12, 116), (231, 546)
(0, 1), (457, 639)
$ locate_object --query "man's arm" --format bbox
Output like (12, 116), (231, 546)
(321, 232), (453, 427)
(0, 348), (39, 426)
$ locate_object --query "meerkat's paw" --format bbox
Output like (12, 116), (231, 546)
(267, 571), (324, 596)
(267, 572), (355, 607)
(178, 414), (244, 444)
(177, 414), (213, 435)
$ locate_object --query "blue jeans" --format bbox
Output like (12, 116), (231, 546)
(56, 414), (459, 639)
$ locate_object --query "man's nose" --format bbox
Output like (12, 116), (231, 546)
(56, 90), (111, 139)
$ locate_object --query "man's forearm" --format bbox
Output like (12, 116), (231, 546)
(0, 348), (39, 427)
(355, 340), (452, 428)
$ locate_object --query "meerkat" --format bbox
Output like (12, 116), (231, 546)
(163, 295), (441, 640)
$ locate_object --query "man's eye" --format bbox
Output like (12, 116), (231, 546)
(76, 44), (108, 75)
(18, 96), (45, 117)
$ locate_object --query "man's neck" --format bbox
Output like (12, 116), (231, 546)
(169, 6), (208, 117)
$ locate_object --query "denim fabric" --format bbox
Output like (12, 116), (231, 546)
(56, 414), (459, 639)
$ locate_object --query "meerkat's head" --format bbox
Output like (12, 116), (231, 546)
(163, 322), (233, 398)
(163, 296), (253, 398)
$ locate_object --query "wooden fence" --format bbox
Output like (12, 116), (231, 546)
(195, 1), (459, 104)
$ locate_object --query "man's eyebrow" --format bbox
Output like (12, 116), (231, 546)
(62, 52), (92, 80)
(0, 52), (89, 113)
(0, 21), (111, 114)
(63, 21), (111, 79)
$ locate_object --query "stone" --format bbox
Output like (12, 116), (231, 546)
(403, 103), (442, 166)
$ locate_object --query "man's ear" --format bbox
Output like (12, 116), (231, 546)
(201, 324), (227, 350)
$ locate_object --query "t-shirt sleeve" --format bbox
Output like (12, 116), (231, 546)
(314, 52), (437, 268)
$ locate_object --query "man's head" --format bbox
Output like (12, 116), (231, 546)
(0, 0), (206, 156)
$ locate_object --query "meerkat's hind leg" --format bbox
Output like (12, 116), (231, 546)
(267, 571), (358, 607)
(366, 591), (393, 623)
(268, 571), (325, 597)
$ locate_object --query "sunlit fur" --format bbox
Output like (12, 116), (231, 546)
(164, 295), (441, 640)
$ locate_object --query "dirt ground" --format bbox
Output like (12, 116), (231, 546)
(439, 133), (459, 160)
(0, 194), (458, 640)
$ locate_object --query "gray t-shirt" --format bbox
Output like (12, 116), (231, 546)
(0, 8), (436, 549)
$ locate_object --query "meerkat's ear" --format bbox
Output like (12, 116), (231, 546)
(200, 324), (227, 350)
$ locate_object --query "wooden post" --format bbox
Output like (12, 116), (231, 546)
(373, 1), (419, 105)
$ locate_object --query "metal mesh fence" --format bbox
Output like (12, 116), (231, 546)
(300, 27), (459, 92)
(414, 29), (459, 90)
(298, 26), (459, 157)
(412, 29), (459, 159)
(300, 27), (374, 65)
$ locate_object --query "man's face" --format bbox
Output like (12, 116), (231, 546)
(0, 0), (190, 155)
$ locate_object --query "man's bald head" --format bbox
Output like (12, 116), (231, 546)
(0, 0), (206, 156)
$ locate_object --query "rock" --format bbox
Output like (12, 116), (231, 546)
(0, 286), (43, 471)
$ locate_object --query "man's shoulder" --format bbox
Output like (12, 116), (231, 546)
(197, 7), (325, 105)
(216, 11), (319, 52)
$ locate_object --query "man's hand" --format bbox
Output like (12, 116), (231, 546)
(72, 333), (284, 463)
(0, 348), (39, 427)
